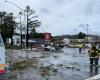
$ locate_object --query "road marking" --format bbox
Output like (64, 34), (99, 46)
(86, 74), (100, 80)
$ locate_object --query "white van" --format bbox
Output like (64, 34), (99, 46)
(0, 33), (6, 73)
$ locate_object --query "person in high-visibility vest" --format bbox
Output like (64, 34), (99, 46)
(88, 43), (100, 67)
(79, 44), (83, 54)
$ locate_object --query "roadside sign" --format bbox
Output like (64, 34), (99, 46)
(44, 33), (51, 42)
(0, 33), (6, 74)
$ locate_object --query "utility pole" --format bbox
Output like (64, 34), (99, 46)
(5, 1), (39, 48)
(19, 11), (23, 47)
(26, 5), (30, 47)
(86, 24), (89, 43)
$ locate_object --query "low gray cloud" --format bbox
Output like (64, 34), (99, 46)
(1, 0), (100, 36)
(54, 0), (65, 5)
(39, 8), (51, 15)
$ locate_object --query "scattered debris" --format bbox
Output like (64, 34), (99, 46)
(11, 60), (33, 70)
(5, 48), (91, 80)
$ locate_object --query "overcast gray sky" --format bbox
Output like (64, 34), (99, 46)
(1, 0), (100, 36)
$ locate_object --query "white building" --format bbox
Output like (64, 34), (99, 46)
(7, 33), (21, 46)
(13, 34), (21, 46)
(62, 38), (69, 45)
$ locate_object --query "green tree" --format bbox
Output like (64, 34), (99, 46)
(6, 13), (16, 46)
(29, 20), (41, 33)
(0, 11), (7, 44)
(29, 33), (44, 39)
(78, 32), (86, 39)
(25, 5), (41, 47)
(0, 12), (16, 46)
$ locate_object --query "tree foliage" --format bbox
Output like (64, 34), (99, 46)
(0, 11), (16, 45)
(28, 33), (44, 39)
(28, 20), (41, 33)
(78, 32), (86, 39)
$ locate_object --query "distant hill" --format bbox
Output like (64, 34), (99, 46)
(53, 34), (100, 40)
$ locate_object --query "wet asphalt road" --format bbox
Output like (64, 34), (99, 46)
(5, 47), (100, 80)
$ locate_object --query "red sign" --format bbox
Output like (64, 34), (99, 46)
(0, 70), (6, 74)
(44, 33), (51, 42)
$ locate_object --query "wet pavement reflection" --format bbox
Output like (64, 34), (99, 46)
(5, 48), (100, 80)
(89, 66), (99, 77)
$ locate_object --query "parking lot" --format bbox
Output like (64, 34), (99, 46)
(5, 47), (100, 80)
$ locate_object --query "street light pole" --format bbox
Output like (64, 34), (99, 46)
(5, 0), (29, 48)
(22, 11), (27, 49)
(79, 24), (89, 43)
(19, 11), (23, 47)
(86, 24), (89, 43)
(5, 0), (24, 11)
(5, 1), (38, 48)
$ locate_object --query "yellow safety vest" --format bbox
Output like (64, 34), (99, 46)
(88, 48), (100, 58)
